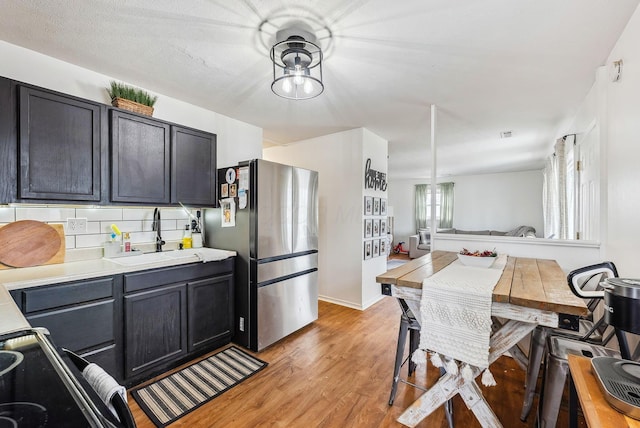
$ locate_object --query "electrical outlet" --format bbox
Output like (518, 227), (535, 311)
(67, 218), (87, 234)
(239, 317), (245, 332)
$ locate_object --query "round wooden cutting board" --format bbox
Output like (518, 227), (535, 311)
(0, 220), (62, 268)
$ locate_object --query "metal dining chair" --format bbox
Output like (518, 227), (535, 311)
(389, 298), (453, 428)
(537, 294), (640, 428)
(520, 261), (619, 421)
(537, 335), (622, 427)
(389, 298), (421, 406)
(534, 263), (640, 428)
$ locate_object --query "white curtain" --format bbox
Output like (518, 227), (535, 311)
(415, 184), (429, 231)
(439, 182), (454, 228)
(543, 138), (568, 239)
(543, 155), (558, 239)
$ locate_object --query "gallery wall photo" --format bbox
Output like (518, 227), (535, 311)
(363, 194), (388, 260)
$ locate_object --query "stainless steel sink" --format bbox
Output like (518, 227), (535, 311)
(104, 252), (171, 266)
(104, 248), (235, 266)
(163, 248), (234, 260)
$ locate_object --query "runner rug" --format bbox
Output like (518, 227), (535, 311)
(419, 255), (507, 371)
(131, 346), (267, 427)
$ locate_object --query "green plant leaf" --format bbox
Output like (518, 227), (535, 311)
(107, 80), (158, 107)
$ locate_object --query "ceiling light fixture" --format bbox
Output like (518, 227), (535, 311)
(270, 25), (324, 100)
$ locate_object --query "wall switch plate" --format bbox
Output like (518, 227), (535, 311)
(66, 218), (87, 234)
(239, 317), (245, 332)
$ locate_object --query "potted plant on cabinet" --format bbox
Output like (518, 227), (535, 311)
(107, 81), (158, 116)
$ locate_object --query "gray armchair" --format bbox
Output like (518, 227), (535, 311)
(409, 229), (430, 258)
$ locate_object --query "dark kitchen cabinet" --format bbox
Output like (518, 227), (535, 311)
(171, 126), (217, 206)
(121, 258), (233, 384)
(18, 86), (103, 201)
(188, 273), (233, 352)
(0, 77), (17, 203)
(1, 75), (218, 206)
(110, 110), (171, 204)
(11, 257), (234, 387)
(10, 276), (122, 382)
(123, 283), (187, 380)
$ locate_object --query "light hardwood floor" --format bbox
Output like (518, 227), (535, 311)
(128, 296), (584, 427)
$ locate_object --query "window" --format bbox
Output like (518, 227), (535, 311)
(427, 185), (442, 225)
(415, 182), (454, 231)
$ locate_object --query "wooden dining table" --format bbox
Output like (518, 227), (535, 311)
(376, 251), (589, 428)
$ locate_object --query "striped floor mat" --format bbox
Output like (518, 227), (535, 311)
(131, 346), (267, 427)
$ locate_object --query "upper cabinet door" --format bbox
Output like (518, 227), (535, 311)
(0, 77), (17, 204)
(171, 126), (217, 206)
(110, 110), (171, 204)
(19, 86), (102, 201)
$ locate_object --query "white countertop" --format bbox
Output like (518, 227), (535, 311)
(0, 247), (236, 335)
(0, 286), (29, 332)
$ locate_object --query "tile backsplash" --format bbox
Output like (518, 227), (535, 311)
(0, 205), (205, 262)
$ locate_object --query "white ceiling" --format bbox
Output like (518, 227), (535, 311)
(1, 0), (638, 179)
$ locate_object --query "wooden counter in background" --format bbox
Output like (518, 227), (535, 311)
(568, 354), (640, 428)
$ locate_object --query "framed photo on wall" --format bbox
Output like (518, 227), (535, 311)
(380, 219), (386, 235)
(364, 196), (373, 215)
(380, 238), (386, 256)
(364, 240), (372, 260)
(373, 239), (380, 257)
(373, 219), (380, 237)
(373, 197), (381, 216)
(364, 219), (372, 238)
(381, 198), (387, 216)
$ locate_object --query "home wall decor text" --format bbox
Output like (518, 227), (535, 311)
(364, 158), (387, 191)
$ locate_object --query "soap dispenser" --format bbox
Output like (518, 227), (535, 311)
(123, 232), (131, 252)
(191, 218), (203, 248)
(182, 225), (192, 249)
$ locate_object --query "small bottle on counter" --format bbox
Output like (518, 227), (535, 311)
(182, 225), (192, 249)
(192, 232), (203, 248)
(123, 232), (131, 252)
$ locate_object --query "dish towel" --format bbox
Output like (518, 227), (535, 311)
(412, 255), (507, 386)
(193, 248), (234, 263)
(83, 363), (127, 419)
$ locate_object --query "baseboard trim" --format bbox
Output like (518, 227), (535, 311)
(319, 293), (386, 311)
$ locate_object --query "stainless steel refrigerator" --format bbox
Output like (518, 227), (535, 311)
(204, 159), (318, 351)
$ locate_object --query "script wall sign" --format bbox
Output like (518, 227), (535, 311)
(364, 158), (387, 191)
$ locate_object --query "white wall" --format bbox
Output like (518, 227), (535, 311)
(600, 4), (640, 276)
(265, 128), (388, 309)
(361, 129), (389, 308)
(0, 41), (263, 167)
(436, 4), (640, 275)
(389, 170), (544, 245)
(451, 170), (544, 235)
(387, 178), (424, 247)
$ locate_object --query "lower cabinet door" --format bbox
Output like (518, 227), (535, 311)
(187, 274), (233, 352)
(124, 283), (187, 379)
(26, 299), (120, 380)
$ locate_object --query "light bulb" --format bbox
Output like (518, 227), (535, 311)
(282, 78), (292, 93)
(294, 69), (304, 85)
(303, 79), (313, 94)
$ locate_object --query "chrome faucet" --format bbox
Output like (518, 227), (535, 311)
(152, 208), (165, 252)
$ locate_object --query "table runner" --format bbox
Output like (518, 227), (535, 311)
(414, 255), (507, 384)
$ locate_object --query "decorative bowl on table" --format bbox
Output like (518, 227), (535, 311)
(457, 249), (498, 268)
